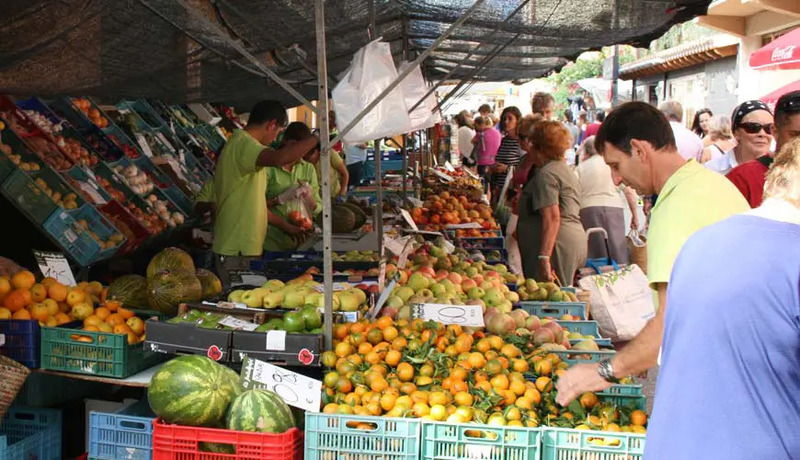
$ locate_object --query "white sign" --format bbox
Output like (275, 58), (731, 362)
(464, 168), (480, 180)
(133, 133), (154, 158)
(265, 330), (287, 351)
(444, 161), (456, 172)
(383, 235), (414, 257)
(430, 169), (454, 182)
(218, 316), (259, 331)
(312, 282), (352, 293)
(78, 182), (107, 205)
(399, 209), (419, 231)
(412, 303), (485, 327)
(240, 357), (322, 412)
(446, 223), (482, 229)
(212, 301), (249, 310)
(33, 250), (76, 286)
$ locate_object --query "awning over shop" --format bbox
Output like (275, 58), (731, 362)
(760, 79), (800, 107)
(750, 26), (800, 70)
(0, 0), (711, 109)
(619, 35), (738, 80)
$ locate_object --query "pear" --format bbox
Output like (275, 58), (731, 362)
(228, 289), (245, 303)
(394, 286), (416, 302)
(240, 290), (264, 308)
(283, 290), (307, 309)
(263, 279), (285, 291)
(262, 291), (285, 309)
(338, 291), (361, 312)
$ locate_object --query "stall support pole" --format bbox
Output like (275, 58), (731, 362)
(315, 0), (333, 351)
(368, 0), (384, 257)
(401, 17), (410, 203)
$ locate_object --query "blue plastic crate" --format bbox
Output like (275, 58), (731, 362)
(89, 399), (154, 460)
(541, 427), (645, 460)
(43, 204), (124, 267)
(0, 406), (62, 460)
(0, 320), (40, 368)
(519, 302), (587, 320)
(458, 236), (504, 250)
(160, 185), (193, 215)
(597, 384), (647, 411)
(305, 413), (421, 460)
(15, 97), (67, 131)
(421, 421), (540, 460)
(117, 100), (167, 130)
(556, 320), (600, 336)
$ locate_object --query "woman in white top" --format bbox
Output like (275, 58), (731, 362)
(699, 115), (736, 164)
(576, 136), (638, 264)
(455, 110), (476, 167)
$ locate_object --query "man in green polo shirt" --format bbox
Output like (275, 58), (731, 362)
(555, 102), (748, 405)
(213, 100), (318, 286)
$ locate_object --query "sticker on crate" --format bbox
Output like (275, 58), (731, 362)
(240, 357), (321, 412)
(411, 303), (485, 327)
(33, 250), (76, 286)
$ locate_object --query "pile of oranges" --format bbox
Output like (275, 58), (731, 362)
(410, 191), (498, 231)
(0, 269), (145, 345)
(320, 317), (648, 433)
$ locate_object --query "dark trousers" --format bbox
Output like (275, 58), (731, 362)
(347, 161), (365, 188)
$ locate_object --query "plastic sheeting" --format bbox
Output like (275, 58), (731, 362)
(0, 0), (710, 108)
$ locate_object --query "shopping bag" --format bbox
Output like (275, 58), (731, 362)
(275, 183), (315, 231)
(397, 61), (441, 131)
(493, 165), (514, 228)
(627, 229), (647, 274)
(577, 264), (655, 341)
(332, 40), (412, 143)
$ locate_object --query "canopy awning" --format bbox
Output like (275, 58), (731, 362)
(0, 0), (712, 109)
(760, 79), (800, 108)
(750, 26), (800, 70)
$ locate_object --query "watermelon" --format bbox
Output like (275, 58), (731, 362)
(107, 274), (149, 308)
(199, 442), (235, 454)
(196, 268), (223, 299)
(225, 389), (295, 433)
(148, 356), (240, 427)
(147, 270), (203, 315)
(146, 247), (195, 279)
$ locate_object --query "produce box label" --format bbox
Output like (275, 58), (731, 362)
(265, 330), (286, 351)
(241, 357), (322, 412)
(446, 222), (482, 229)
(218, 316), (258, 331)
(411, 303), (485, 327)
(33, 250), (76, 286)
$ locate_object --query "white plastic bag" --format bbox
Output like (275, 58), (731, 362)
(332, 40), (412, 143)
(577, 264), (656, 341)
(397, 61), (441, 132)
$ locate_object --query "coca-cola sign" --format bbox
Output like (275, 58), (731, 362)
(771, 45), (796, 63)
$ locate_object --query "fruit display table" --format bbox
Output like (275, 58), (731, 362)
(34, 362), (164, 388)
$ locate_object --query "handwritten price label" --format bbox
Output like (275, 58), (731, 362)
(411, 303), (485, 327)
(399, 209), (419, 231)
(33, 250), (76, 286)
(429, 169), (454, 182)
(241, 357), (322, 412)
(218, 316), (258, 331)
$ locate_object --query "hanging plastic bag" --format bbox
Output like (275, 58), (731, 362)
(397, 61), (441, 132)
(274, 183), (315, 231)
(332, 40), (412, 143)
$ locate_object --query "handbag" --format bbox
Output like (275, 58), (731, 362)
(577, 264), (656, 342)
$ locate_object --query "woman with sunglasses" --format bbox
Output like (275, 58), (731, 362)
(706, 101), (774, 175)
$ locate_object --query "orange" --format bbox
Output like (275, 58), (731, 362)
(12, 309), (31, 320)
(97, 323), (113, 333)
(113, 323), (132, 335)
(630, 410), (648, 426)
(370, 377), (388, 392)
(126, 317), (145, 336)
(535, 377), (553, 393)
(30, 284), (47, 302)
(474, 380), (492, 393)
(54, 312), (71, 325)
(335, 377), (353, 394)
(396, 362), (414, 382)
(106, 313), (125, 327)
(104, 300), (121, 312)
(485, 359), (503, 376)
(66, 288), (86, 307)
(11, 270), (35, 290)
(399, 382), (417, 395)
(366, 328), (383, 345)
(380, 393), (397, 411)
(391, 337), (407, 351)
(29, 303), (50, 322)
(579, 392), (599, 410)
(83, 325), (99, 332)
(382, 326), (399, 341)
(428, 391), (448, 406)
(490, 374), (510, 391)
(321, 350), (337, 368)
(0, 308), (10, 319)
(357, 342), (373, 355)
(333, 324), (349, 340)
(117, 307), (135, 319)
(334, 341), (354, 358)
(454, 391), (474, 406)
(488, 335), (504, 350)
(534, 359), (552, 376)
(126, 332), (138, 345)
(512, 359), (529, 373)
(3, 289), (30, 312)
(94, 306), (111, 320)
(83, 314), (103, 328)
(451, 380), (468, 393)
(323, 403), (339, 414)
(40, 277), (58, 288)
(450, 367), (468, 381)
(0, 277), (10, 301)
(475, 338), (491, 353)
(42, 299), (58, 316)
(385, 349), (402, 367)
(467, 352), (487, 369)
(410, 390), (428, 404)
(524, 388), (542, 404)
(509, 379), (527, 396)
(500, 344), (521, 358)
(375, 316), (393, 330)
(45, 316), (57, 327)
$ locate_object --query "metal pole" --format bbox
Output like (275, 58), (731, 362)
(401, 17), (409, 202)
(315, 0), (333, 351)
(369, 0), (384, 259)
(407, 0), (531, 113)
(328, 0), (486, 148)
(611, 45), (620, 106)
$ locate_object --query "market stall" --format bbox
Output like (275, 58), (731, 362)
(0, 0), (714, 458)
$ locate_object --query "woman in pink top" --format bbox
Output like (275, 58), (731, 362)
(473, 116), (501, 177)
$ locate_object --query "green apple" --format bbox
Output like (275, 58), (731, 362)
(407, 273), (430, 291)
(394, 286), (415, 302)
(467, 287), (485, 300)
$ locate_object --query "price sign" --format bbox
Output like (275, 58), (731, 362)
(312, 282), (352, 293)
(411, 303), (485, 327)
(444, 161), (456, 172)
(240, 357), (322, 412)
(368, 279), (397, 319)
(212, 301), (249, 310)
(430, 169), (454, 182)
(446, 222), (482, 229)
(383, 235), (413, 257)
(33, 250), (76, 286)
(399, 209), (419, 231)
(218, 316), (259, 331)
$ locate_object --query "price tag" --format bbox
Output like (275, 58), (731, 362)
(444, 161), (456, 172)
(218, 316), (259, 331)
(411, 303), (485, 327)
(33, 250), (76, 286)
(64, 228), (78, 243)
(78, 182), (107, 205)
(368, 279), (397, 319)
(240, 357), (322, 412)
(312, 282), (351, 293)
(265, 330), (287, 351)
(212, 301), (249, 310)
(341, 312), (359, 323)
(399, 209), (419, 231)
(430, 169), (454, 182)
(133, 133), (154, 157)
(383, 235), (413, 257)
(446, 222), (482, 229)
(464, 168), (480, 180)
(441, 239), (456, 254)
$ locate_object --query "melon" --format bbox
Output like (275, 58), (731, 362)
(148, 356), (240, 427)
(340, 202), (367, 228)
(147, 270), (203, 315)
(107, 274), (149, 309)
(331, 205), (356, 233)
(225, 389), (295, 433)
(196, 269), (223, 299)
(146, 247), (195, 279)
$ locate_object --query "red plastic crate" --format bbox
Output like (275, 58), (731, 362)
(152, 418), (303, 460)
(99, 200), (151, 253)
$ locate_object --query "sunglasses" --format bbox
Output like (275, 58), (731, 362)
(738, 122), (773, 135)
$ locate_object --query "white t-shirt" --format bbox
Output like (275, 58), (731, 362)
(457, 126), (475, 160)
(343, 142), (368, 165)
(576, 155), (625, 209)
(705, 149), (738, 175)
(670, 121), (704, 161)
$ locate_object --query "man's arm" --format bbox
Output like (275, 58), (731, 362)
(256, 137), (318, 167)
(623, 186), (640, 230)
(268, 209), (303, 235)
(334, 160), (349, 196)
(555, 283), (667, 406)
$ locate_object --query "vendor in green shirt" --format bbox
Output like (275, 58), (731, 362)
(212, 100), (317, 287)
(305, 137), (349, 198)
(264, 122), (322, 251)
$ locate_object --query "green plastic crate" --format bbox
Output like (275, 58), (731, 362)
(421, 421), (541, 460)
(40, 321), (165, 378)
(0, 168), (75, 225)
(519, 302), (587, 320)
(305, 413), (421, 460)
(556, 320), (600, 336)
(0, 406), (62, 460)
(541, 428), (645, 460)
(597, 384), (647, 411)
(552, 349), (617, 365)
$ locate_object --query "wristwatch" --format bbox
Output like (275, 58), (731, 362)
(597, 359), (619, 383)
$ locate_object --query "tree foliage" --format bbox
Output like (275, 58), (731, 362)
(546, 54), (605, 111)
